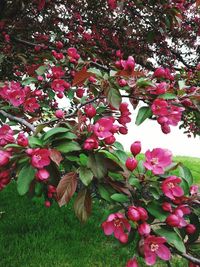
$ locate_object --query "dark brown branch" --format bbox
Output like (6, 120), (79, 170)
(0, 110), (35, 132)
(13, 37), (44, 48)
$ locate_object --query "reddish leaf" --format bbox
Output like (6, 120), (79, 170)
(107, 179), (131, 196)
(74, 189), (92, 223)
(56, 172), (77, 207)
(50, 149), (63, 166)
(116, 70), (144, 78)
(72, 68), (92, 86)
(38, 0), (46, 11)
(196, 0), (200, 7)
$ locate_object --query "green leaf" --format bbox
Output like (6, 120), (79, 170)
(87, 153), (107, 179)
(136, 78), (153, 87)
(79, 167), (93, 186)
(107, 88), (122, 109)
(79, 154), (88, 166)
(17, 165), (36, 196)
(113, 141), (124, 151)
(29, 136), (43, 148)
(42, 127), (69, 141)
(74, 189), (92, 223)
(129, 176), (141, 189)
(155, 227), (186, 253)
(56, 141), (81, 154)
(54, 132), (77, 140)
(35, 65), (47, 76)
(110, 193), (129, 203)
(22, 77), (38, 86)
(159, 93), (177, 100)
(147, 201), (168, 221)
(4, 144), (22, 149)
(113, 150), (127, 164)
(178, 164), (193, 187)
(98, 185), (111, 201)
(135, 106), (152, 126)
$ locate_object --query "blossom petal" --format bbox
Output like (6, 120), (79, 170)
(156, 244), (171, 261)
(145, 251), (157, 266)
(102, 221), (114, 235)
(172, 186), (184, 197)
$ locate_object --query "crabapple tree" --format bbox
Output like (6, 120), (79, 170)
(0, 1), (200, 266)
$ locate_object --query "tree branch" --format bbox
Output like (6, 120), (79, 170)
(0, 110), (35, 132)
(175, 249), (200, 265)
(13, 37), (44, 48)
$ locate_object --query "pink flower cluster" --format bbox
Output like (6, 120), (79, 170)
(0, 81), (40, 112)
(147, 82), (168, 95)
(83, 103), (132, 150)
(151, 99), (185, 134)
(115, 56), (135, 72)
(153, 67), (174, 81)
(26, 148), (51, 182)
(102, 206), (172, 266)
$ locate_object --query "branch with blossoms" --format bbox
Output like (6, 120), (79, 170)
(0, 47), (200, 267)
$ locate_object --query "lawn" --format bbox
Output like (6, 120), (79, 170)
(0, 156), (199, 267)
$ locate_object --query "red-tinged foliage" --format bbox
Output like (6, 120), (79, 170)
(56, 172), (77, 207)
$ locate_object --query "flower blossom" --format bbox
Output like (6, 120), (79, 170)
(102, 213), (131, 243)
(143, 148), (172, 175)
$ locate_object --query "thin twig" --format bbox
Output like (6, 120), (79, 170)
(0, 110), (35, 132)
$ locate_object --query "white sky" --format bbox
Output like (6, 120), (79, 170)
(117, 106), (200, 158)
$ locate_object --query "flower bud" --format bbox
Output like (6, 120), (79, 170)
(185, 224), (196, 234)
(125, 157), (138, 171)
(130, 141), (141, 156)
(138, 222), (151, 236)
(55, 110), (64, 119)
(166, 214), (180, 227)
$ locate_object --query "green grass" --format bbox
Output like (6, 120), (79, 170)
(0, 156), (199, 267)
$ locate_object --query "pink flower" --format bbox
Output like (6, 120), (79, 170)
(36, 169), (50, 181)
(143, 148), (172, 175)
(102, 213), (131, 243)
(121, 56), (135, 71)
(138, 222), (151, 236)
(144, 235), (171, 265)
(126, 258), (138, 267)
(51, 79), (70, 92)
(8, 89), (25, 107)
(127, 206), (148, 222)
(24, 98), (40, 113)
(17, 133), (29, 147)
(151, 99), (169, 116)
(190, 185), (199, 195)
(51, 66), (65, 79)
(147, 82), (168, 95)
(162, 176), (184, 200)
(83, 136), (99, 150)
(153, 67), (166, 78)
(0, 124), (15, 146)
(0, 150), (10, 166)
(93, 117), (114, 139)
(30, 148), (51, 169)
